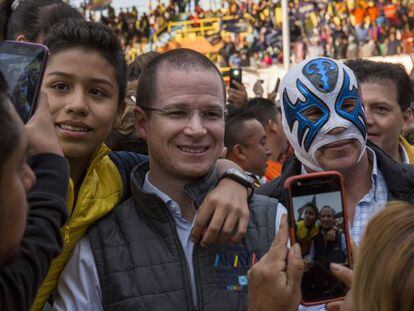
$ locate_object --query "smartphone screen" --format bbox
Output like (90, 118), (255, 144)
(0, 41), (48, 123)
(289, 173), (350, 304)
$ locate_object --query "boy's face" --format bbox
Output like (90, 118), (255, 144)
(42, 48), (120, 163)
(0, 105), (35, 266)
(304, 206), (317, 228)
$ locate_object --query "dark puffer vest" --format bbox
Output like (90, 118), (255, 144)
(313, 230), (346, 268)
(88, 162), (279, 311)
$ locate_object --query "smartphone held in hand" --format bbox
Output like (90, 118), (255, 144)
(0, 41), (49, 123)
(284, 171), (352, 306)
(229, 67), (242, 89)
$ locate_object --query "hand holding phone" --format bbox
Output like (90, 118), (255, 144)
(0, 41), (49, 123)
(25, 92), (63, 157)
(284, 171), (352, 306)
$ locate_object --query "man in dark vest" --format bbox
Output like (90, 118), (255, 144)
(308, 205), (347, 269)
(53, 49), (287, 310)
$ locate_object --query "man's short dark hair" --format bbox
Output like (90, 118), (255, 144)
(224, 110), (257, 152)
(320, 205), (335, 216)
(136, 48), (226, 108)
(44, 19), (127, 106)
(345, 59), (413, 111)
(244, 97), (278, 127)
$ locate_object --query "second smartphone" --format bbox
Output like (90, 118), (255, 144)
(284, 171), (352, 306)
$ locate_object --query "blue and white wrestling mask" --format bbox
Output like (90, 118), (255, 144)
(280, 57), (367, 171)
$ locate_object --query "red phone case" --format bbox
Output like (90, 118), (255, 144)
(284, 171), (353, 306)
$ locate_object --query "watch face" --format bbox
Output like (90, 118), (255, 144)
(228, 168), (254, 184)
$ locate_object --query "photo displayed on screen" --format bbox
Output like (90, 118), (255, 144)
(0, 51), (43, 122)
(292, 191), (349, 303)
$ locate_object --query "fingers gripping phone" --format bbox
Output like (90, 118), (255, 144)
(229, 68), (242, 89)
(284, 171), (352, 306)
(0, 41), (49, 123)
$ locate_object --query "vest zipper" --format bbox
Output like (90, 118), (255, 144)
(63, 225), (70, 243)
(63, 176), (89, 244)
(163, 208), (197, 310)
(192, 243), (202, 311)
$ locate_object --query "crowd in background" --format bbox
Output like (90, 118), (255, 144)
(80, 0), (414, 67)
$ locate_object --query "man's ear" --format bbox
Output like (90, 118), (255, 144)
(267, 119), (278, 132)
(16, 34), (28, 42)
(233, 144), (246, 161)
(134, 106), (149, 139)
(402, 107), (413, 130)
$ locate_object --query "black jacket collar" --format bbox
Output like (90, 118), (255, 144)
(130, 161), (218, 222)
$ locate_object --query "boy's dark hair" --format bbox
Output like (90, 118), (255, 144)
(0, 72), (21, 183)
(224, 110), (257, 151)
(44, 19), (127, 106)
(345, 59), (413, 111)
(245, 97), (278, 127)
(136, 48), (226, 109)
(0, 0), (83, 42)
(320, 205), (335, 217)
(303, 202), (319, 218)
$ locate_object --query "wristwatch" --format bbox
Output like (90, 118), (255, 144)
(218, 168), (255, 200)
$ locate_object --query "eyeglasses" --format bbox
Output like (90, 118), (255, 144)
(139, 106), (226, 121)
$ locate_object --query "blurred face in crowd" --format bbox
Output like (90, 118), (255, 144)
(266, 111), (288, 161)
(42, 48), (121, 165)
(0, 105), (35, 266)
(135, 65), (225, 183)
(237, 119), (271, 177)
(319, 207), (335, 231)
(362, 80), (412, 160)
(304, 205), (317, 228)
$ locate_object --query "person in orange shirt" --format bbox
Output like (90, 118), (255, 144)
(384, 2), (399, 26)
(245, 97), (288, 181)
(353, 3), (366, 26)
(367, 1), (380, 24)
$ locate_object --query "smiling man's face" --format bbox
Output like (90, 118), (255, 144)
(135, 65), (226, 183)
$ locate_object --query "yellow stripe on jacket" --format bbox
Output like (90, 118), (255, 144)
(32, 144), (123, 310)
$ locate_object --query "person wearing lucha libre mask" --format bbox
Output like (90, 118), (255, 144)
(258, 57), (414, 246)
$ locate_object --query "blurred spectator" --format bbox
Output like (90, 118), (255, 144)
(346, 59), (414, 164)
(245, 97), (288, 181)
(387, 29), (402, 53)
(225, 110), (271, 186)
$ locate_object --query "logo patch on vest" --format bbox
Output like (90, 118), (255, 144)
(211, 245), (260, 291)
